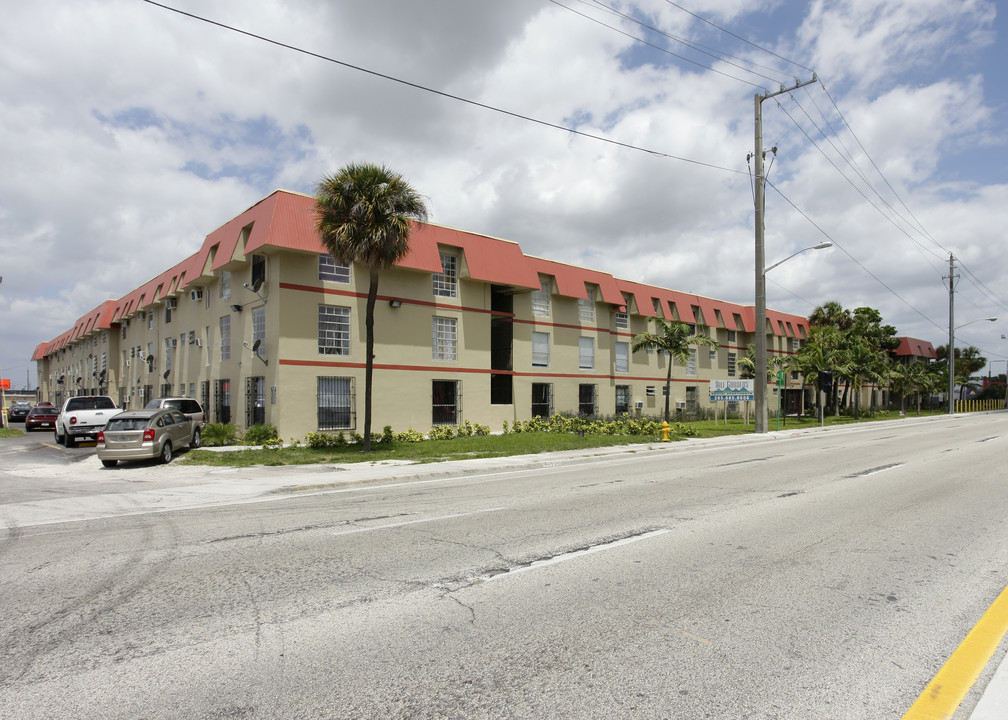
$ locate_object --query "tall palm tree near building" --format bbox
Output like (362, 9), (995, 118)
(315, 163), (428, 451)
(632, 319), (717, 422)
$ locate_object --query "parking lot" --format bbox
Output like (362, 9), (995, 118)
(0, 427), (208, 505)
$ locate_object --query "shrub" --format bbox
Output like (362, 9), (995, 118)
(395, 428), (425, 443)
(304, 431), (348, 449)
(202, 422), (238, 446)
(428, 424), (455, 440)
(243, 424), (279, 445)
(381, 425), (395, 444)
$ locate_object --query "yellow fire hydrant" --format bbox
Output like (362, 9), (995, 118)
(661, 421), (670, 442)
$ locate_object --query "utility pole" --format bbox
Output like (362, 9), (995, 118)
(946, 253), (957, 414)
(753, 74), (817, 434)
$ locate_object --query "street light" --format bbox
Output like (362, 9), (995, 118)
(948, 316), (997, 414)
(754, 242), (832, 433)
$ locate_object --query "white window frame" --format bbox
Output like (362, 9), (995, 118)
(615, 311), (629, 330)
(578, 293), (595, 322)
(532, 278), (551, 317)
(318, 305), (351, 356)
(615, 341), (629, 373)
(433, 253), (457, 298)
(432, 317), (457, 361)
(728, 352), (737, 378)
(578, 336), (594, 370)
(532, 331), (550, 367)
(252, 306), (266, 357)
(319, 254), (351, 283)
(220, 316), (230, 361)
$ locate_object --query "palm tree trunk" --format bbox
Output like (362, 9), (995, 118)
(363, 268), (379, 452)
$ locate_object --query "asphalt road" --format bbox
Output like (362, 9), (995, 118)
(1, 414), (1007, 719)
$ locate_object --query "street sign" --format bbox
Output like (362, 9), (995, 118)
(777, 370), (785, 387)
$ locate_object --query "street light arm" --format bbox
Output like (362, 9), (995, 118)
(764, 242), (832, 274)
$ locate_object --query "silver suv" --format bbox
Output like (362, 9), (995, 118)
(144, 397), (206, 427)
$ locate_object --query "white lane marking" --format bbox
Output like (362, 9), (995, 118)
(486, 528), (670, 580)
(329, 506), (507, 536)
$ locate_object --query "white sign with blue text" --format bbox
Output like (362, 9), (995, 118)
(709, 379), (754, 402)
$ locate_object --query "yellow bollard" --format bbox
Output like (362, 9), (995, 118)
(661, 421), (670, 442)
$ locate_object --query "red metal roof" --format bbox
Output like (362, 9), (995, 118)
(35, 189), (811, 358)
(893, 336), (937, 359)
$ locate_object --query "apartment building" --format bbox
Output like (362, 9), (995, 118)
(33, 190), (811, 439)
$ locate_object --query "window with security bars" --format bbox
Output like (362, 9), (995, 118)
(432, 379), (460, 426)
(432, 317), (457, 361)
(319, 305), (350, 355)
(579, 337), (593, 369)
(531, 382), (553, 418)
(531, 331), (549, 367)
(687, 349), (697, 376)
(319, 254), (350, 283)
(318, 376), (355, 430)
(433, 253), (457, 297)
(578, 384), (597, 416)
(578, 292), (594, 322)
(246, 376), (266, 427)
(615, 342), (629, 373)
(615, 385), (631, 414)
(728, 352), (737, 377)
(214, 379), (231, 424)
(532, 278), (550, 317)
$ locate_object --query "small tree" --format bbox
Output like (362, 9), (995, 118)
(632, 319), (717, 422)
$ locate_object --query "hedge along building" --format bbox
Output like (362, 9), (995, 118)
(32, 189), (813, 439)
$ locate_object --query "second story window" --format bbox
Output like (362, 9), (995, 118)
(432, 317), (457, 361)
(578, 291), (595, 322)
(252, 306), (266, 357)
(220, 270), (231, 301)
(532, 331), (550, 367)
(728, 352), (737, 377)
(318, 305), (350, 355)
(615, 311), (628, 330)
(319, 254), (350, 283)
(433, 253), (457, 298)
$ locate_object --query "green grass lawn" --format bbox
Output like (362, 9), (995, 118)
(0, 426), (25, 439)
(179, 408), (953, 468)
(180, 431), (677, 468)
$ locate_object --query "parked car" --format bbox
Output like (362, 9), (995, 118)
(7, 402), (31, 423)
(144, 397), (206, 426)
(96, 409), (200, 467)
(25, 405), (59, 431)
(55, 395), (118, 447)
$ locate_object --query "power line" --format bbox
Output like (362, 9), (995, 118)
(763, 178), (949, 336)
(140, 0), (746, 176)
(661, 0), (814, 74)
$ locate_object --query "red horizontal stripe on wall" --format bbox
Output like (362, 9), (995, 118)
(278, 282), (500, 315)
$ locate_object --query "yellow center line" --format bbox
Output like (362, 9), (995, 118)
(902, 583), (1008, 720)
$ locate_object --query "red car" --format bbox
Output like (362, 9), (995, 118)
(25, 405), (59, 431)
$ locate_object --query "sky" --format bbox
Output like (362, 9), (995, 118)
(2, 0), (1007, 389)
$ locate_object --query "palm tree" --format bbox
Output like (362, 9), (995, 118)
(632, 319), (718, 422)
(315, 163), (428, 451)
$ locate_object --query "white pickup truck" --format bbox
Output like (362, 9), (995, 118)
(55, 396), (119, 447)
